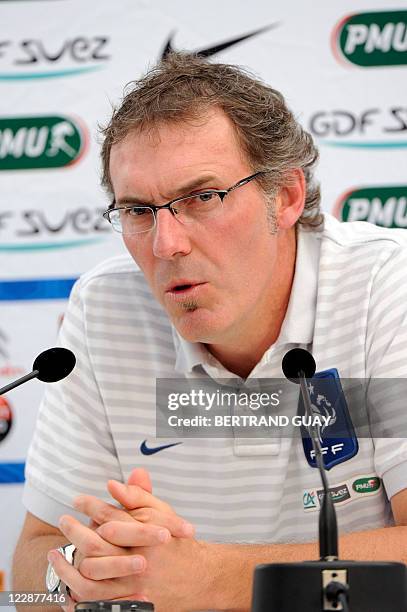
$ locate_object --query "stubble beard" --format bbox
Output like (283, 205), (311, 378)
(180, 299), (199, 312)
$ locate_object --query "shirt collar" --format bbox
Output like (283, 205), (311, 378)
(277, 225), (321, 344)
(173, 224), (321, 374)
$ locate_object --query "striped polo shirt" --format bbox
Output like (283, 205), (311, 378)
(23, 214), (407, 543)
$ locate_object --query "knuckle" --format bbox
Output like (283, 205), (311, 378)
(95, 506), (113, 524)
(99, 523), (115, 540)
(78, 558), (96, 580)
(133, 507), (153, 523)
(126, 484), (141, 498)
(136, 522), (150, 537)
(82, 538), (102, 557)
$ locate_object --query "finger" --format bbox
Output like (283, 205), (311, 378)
(130, 507), (195, 538)
(74, 495), (135, 526)
(107, 480), (172, 513)
(89, 519), (99, 530)
(78, 554), (146, 580)
(58, 515), (128, 557)
(96, 520), (171, 547)
(61, 596), (76, 612)
(109, 594), (150, 603)
(75, 493), (194, 538)
(47, 550), (139, 602)
(127, 468), (153, 493)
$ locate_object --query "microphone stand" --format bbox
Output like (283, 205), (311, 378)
(298, 373), (338, 562)
(0, 347), (76, 396)
(251, 365), (407, 612)
(0, 370), (40, 396)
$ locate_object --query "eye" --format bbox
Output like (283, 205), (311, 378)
(127, 207), (149, 217)
(198, 192), (215, 202)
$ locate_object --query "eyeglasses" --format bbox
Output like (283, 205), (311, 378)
(103, 171), (266, 235)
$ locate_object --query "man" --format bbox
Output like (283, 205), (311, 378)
(13, 53), (407, 611)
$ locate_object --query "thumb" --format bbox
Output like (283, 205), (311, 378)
(126, 467), (153, 493)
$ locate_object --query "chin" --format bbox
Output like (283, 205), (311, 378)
(172, 308), (224, 344)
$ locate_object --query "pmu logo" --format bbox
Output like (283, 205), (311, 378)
(0, 36), (110, 80)
(0, 116), (87, 170)
(333, 10), (407, 67)
(352, 477), (381, 494)
(335, 186), (407, 228)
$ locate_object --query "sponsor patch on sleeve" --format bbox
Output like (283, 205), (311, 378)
(303, 474), (382, 512)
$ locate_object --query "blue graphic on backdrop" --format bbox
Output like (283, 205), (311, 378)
(300, 368), (359, 470)
(0, 278), (77, 301)
(0, 278), (77, 483)
(0, 462), (25, 483)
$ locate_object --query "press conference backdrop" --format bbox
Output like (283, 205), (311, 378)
(1, 0), (406, 591)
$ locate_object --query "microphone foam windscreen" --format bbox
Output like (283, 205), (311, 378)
(282, 348), (316, 383)
(32, 347), (76, 383)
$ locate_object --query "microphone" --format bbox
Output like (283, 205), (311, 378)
(0, 348), (76, 396)
(251, 348), (407, 612)
(281, 347), (316, 381)
(282, 348), (338, 560)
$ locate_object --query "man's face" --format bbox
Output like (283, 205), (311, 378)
(109, 109), (290, 345)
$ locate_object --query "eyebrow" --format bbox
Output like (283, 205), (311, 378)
(113, 174), (220, 208)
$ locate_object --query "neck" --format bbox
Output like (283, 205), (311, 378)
(206, 229), (297, 379)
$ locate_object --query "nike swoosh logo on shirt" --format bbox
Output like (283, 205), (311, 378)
(140, 440), (183, 455)
(161, 23), (280, 59)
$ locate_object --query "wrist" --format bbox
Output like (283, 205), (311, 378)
(205, 542), (255, 612)
(194, 541), (222, 611)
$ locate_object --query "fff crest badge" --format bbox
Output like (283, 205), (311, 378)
(299, 368), (359, 470)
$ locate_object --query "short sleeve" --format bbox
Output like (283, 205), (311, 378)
(23, 279), (123, 526)
(366, 246), (407, 501)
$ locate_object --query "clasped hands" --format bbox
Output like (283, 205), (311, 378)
(48, 469), (215, 612)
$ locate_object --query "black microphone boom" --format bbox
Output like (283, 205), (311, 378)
(0, 347), (76, 395)
(251, 348), (407, 612)
(282, 347), (337, 560)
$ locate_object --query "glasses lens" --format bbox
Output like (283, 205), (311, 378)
(173, 192), (223, 223)
(110, 207), (155, 234)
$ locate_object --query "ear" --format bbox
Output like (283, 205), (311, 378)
(275, 169), (306, 230)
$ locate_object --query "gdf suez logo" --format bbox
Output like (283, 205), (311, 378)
(0, 205), (110, 252)
(308, 107), (407, 149)
(335, 186), (407, 228)
(332, 10), (407, 67)
(317, 484), (351, 505)
(0, 116), (87, 170)
(0, 36), (110, 80)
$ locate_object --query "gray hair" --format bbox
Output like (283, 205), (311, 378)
(100, 52), (322, 228)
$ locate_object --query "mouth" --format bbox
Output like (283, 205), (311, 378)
(165, 281), (207, 301)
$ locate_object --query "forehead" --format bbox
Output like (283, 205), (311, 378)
(109, 109), (249, 197)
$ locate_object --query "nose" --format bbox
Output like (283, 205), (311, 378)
(152, 208), (192, 260)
